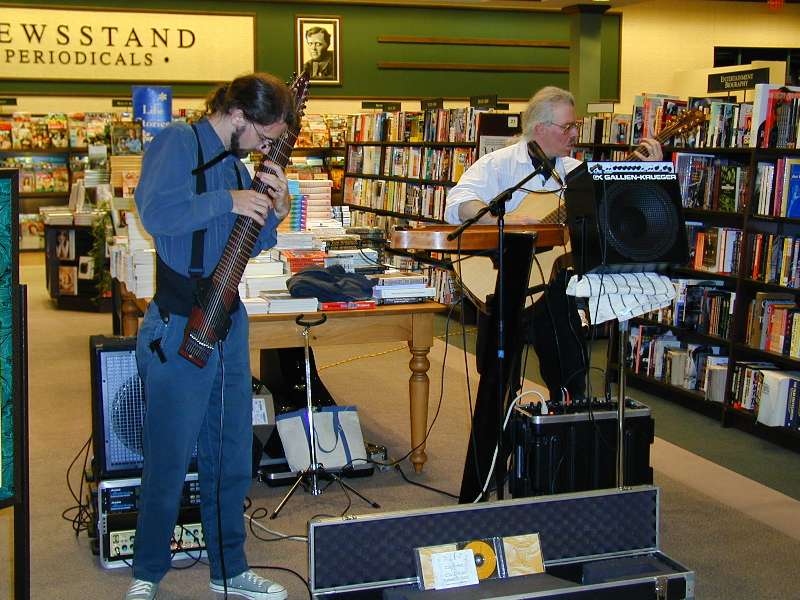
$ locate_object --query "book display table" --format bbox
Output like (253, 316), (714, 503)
(116, 288), (447, 472)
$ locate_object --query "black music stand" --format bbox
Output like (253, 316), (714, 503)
(450, 166), (549, 503)
(270, 314), (379, 519)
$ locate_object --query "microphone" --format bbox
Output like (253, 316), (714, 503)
(527, 140), (563, 186)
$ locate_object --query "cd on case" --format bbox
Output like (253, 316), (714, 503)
(414, 533), (544, 590)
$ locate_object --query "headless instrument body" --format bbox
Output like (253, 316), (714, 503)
(179, 73), (310, 367)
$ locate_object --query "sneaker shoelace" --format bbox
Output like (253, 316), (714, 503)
(240, 571), (269, 589)
(130, 580), (156, 594)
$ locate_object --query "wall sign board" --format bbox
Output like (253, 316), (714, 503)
(0, 6), (255, 82)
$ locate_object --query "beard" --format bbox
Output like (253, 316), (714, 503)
(230, 124), (247, 158)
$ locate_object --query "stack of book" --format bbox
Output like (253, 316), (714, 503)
(237, 253), (287, 298)
(109, 155), (142, 197)
(40, 206), (73, 225)
(127, 249), (156, 299)
(278, 179), (306, 232)
(276, 249), (326, 273)
(259, 292), (319, 314)
(73, 209), (105, 226)
(275, 231), (315, 250)
(370, 271), (435, 305)
(331, 206), (351, 227)
(309, 223), (350, 244)
(242, 297), (269, 316)
(324, 248), (379, 272)
(298, 179), (333, 222)
(126, 212), (155, 252)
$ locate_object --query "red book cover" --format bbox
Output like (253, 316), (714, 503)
(319, 300), (376, 311)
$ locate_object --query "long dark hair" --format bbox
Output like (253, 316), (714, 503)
(205, 73), (296, 127)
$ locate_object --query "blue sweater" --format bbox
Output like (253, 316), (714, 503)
(135, 118), (278, 278)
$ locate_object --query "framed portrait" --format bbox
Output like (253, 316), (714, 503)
(295, 15), (341, 86)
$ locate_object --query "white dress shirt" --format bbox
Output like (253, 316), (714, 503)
(443, 138), (582, 224)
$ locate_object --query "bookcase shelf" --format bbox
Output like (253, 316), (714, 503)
(343, 203), (444, 223)
(683, 208), (744, 226)
(625, 370), (724, 419)
(292, 146), (345, 156)
(633, 317), (730, 348)
(348, 141), (475, 148)
(732, 343), (800, 367)
(747, 214), (800, 225)
(663, 145), (754, 156)
(738, 277), (800, 294)
(669, 267), (739, 284)
(622, 143), (800, 449)
(0, 147), (87, 157)
(20, 192), (69, 199)
(345, 172), (458, 187)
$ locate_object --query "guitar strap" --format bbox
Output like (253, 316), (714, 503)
(187, 125), (245, 277)
(188, 124), (208, 279)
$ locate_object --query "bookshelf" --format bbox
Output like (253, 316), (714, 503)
(43, 224), (112, 312)
(343, 140), (476, 224)
(341, 107), (524, 229)
(620, 142), (800, 451)
(0, 148), (87, 213)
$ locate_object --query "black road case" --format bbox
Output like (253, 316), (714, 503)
(308, 485), (693, 599)
(509, 401), (654, 497)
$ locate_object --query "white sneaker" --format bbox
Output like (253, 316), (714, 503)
(124, 579), (158, 600)
(209, 569), (288, 600)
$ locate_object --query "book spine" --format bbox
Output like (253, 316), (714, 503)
(378, 296), (433, 305)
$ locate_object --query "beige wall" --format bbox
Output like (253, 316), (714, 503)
(619, 0), (800, 111)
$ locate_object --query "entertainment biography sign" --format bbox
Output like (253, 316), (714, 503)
(0, 6), (255, 82)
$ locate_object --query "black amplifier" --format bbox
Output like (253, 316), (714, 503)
(509, 400), (654, 498)
(95, 473), (205, 568)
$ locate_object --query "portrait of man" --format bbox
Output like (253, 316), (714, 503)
(296, 16), (341, 85)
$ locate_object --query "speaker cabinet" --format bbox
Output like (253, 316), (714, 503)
(89, 335), (197, 479)
(564, 162), (689, 275)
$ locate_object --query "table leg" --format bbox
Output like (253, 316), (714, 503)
(121, 294), (141, 337)
(408, 312), (435, 473)
(408, 343), (431, 473)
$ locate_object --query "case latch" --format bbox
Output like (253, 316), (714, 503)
(655, 575), (668, 599)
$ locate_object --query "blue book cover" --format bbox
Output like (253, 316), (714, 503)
(132, 86), (172, 150)
(786, 162), (800, 218)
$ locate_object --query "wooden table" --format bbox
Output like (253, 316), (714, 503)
(249, 303), (447, 472)
(117, 286), (447, 472)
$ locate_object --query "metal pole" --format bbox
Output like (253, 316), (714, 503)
(302, 326), (321, 496)
(616, 318), (629, 489)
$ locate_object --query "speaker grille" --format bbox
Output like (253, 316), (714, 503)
(100, 350), (146, 473)
(598, 183), (680, 262)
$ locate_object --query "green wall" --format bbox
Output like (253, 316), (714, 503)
(0, 0), (621, 101)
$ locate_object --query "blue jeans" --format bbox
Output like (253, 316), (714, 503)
(133, 301), (252, 582)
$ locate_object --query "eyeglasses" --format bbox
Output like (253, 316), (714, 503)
(546, 121), (581, 135)
(251, 122), (274, 149)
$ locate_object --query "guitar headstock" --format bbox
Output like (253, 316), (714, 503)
(659, 109), (706, 141)
(289, 71), (310, 121)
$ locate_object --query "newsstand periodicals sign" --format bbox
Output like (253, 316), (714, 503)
(0, 6), (255, 82)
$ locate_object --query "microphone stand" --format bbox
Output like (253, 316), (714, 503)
(449, 166), (546, 501)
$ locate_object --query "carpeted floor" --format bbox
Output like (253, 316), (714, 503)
(2, 254), (800, 599)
